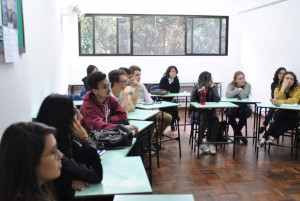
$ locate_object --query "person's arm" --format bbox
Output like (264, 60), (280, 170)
(130, 80), (140, 105)
(271, 82), (277, 98)
(80, 102), (116, 131)
(225, 84), (240, 98)
(107, 97), (128, 123)
(61, 141), (103, 184)
(141, 83), (154, 104)
(159, 77), (169, 91)
(120, 87), (135, 113)
(274, 86), (300, 104)
(171, 77), (180, 93)
(239, 82), (251, 98)
(210, 86), (221, 102)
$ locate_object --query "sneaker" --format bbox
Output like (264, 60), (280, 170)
(200, 144), (210, 153)
(266, 136), (275, 144)
(209, 144), (217, 155)
(257, 138), (266, 148)
(159, 144), (165, 150)
(258, 126), (265, 134)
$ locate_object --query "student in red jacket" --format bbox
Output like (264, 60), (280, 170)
(80, 71), (138, 133)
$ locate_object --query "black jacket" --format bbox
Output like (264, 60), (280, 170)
(159, 76), (180, 93)
(54, 139), (103, 201)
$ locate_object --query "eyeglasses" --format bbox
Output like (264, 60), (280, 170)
(118, 80), (128, 84)
(100, 84), (111, 90)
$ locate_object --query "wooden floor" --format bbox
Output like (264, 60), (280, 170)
(151, 110), (300, 201)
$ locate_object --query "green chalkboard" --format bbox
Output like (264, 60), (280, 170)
(0, 0), (25, 53)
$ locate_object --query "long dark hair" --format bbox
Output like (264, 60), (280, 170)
(0, 122), (57, 201)
(278, 71), (299, 92)
(163, 65), (178, 78)
(196, 71), (212, 90)
(36, 94), (75, 157)
(273, 67), (286, 83)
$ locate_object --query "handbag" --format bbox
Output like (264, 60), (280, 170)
(89, 124), (133, 149)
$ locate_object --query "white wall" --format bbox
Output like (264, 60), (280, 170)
(66, 0), (241, 96)
(238, 0), (300, 103)
(0, 0), (66, 136)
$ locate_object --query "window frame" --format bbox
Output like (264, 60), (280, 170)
(78, 14), (229, 56)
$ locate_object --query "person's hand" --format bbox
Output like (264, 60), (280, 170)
(130, 78), (139, 86)
(209, 81), (214, 88)
(72, 118), (89, 142)
(123, 86), (132, 95)
(128, 125), (139, 134)
(72, 180), (89, 191)
(270, 98), (281, 105)
(281, 79), (289, 91)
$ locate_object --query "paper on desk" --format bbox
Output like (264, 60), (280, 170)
(281, 103), (298, 107)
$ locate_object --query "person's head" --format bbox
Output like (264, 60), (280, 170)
(163, 65), (178, 79)
(0, 122), (63, 201)
(119, 67), (132, 78)
(87, 71), (111, 98)
(273, 67), (286, 83)
(86, 65), (98, 76)
(231, 71), (246, 88)
(279, 71), (298, 91)
(108, 69), (128, 89)
(129, 65), (142, 83)
(36, 94), (78, 157)
(197, 71), (213, 90)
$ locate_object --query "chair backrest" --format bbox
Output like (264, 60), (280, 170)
(73, 95), (82, 100)
(150, 85), (159, 91)
(80, 89), (87, 97)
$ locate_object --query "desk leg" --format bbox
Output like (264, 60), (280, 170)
(184, 96), (187, 131)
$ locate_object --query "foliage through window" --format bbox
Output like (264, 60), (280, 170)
(79, 14), (228, 56)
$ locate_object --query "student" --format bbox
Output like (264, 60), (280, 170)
(82, 65), (99, 91)
(109, 69), (135, 113)
(80, 71), (138, 133)
(119, 67), (140, 105)
(0, 122), (63, 201)
(225, 71), (251, 144)
(159, 65), (180, 131)
(36, 94), (103, 201)
(258, 71), (300, 147)
(129, 65), (172, 148)
(258, 67), (286, 133)
(190, 71), (220, 154)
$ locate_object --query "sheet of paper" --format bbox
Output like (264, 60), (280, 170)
(3, 26), (19, 63)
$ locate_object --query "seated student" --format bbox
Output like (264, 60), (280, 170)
(36, 94), (103, 201)
(259, 67), (286, 133)
(82, 65), (99, 91)
(159, 65), (181, 131)
(120, 67), (141, 105)
(109, 69), (135, 113)
(0, 122), (63, 201)
(190, 71), (220, 154)
(129, 65), (172, 148)
(258, 71), (300, 147)
(80, 71), (138, 133)
(225, 71), (251, 144)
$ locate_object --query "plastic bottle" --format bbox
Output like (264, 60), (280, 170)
(199, 86), (206, 105)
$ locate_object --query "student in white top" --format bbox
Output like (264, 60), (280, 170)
(108, 69), (135, 113)
(129, 65), (172, 147)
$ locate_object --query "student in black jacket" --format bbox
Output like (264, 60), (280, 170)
(36, 94), (103, 201)
(190, 71), (220, 154)
(159, 65), (180, 131)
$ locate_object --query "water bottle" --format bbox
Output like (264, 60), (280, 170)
(199, 86), (206, 105)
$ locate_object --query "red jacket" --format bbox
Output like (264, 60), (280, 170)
(80, 91), (127, 132)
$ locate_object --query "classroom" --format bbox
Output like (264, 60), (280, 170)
(0, 0), (300, 200)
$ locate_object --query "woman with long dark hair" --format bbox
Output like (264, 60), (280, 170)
(258, 71), (300, 147)
(36, 94), (103, 201)
(0, 122), (63, 201)
(190, 71), (220, 154)
(159, 65), (180, 131)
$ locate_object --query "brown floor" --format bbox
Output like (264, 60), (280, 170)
(151, 110), (300, 201)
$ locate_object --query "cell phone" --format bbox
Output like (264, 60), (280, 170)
(154, 101), (161, 104)
(238, 97), (242, 100)
(143, 103), (153, 105)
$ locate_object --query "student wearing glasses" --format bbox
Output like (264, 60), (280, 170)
(36, 94), (103, 201)
(0, 122), (63, 201)
(80, 71), (138, 133)
(109, 69), (135, 113)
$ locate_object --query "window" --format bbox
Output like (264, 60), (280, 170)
(79, 14), (228, 56)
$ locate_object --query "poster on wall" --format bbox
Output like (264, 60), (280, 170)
(1, 0), (19, 62)
(0, 2), (3, 40)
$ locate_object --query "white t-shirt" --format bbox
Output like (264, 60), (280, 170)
(131, 83), (153, 104)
